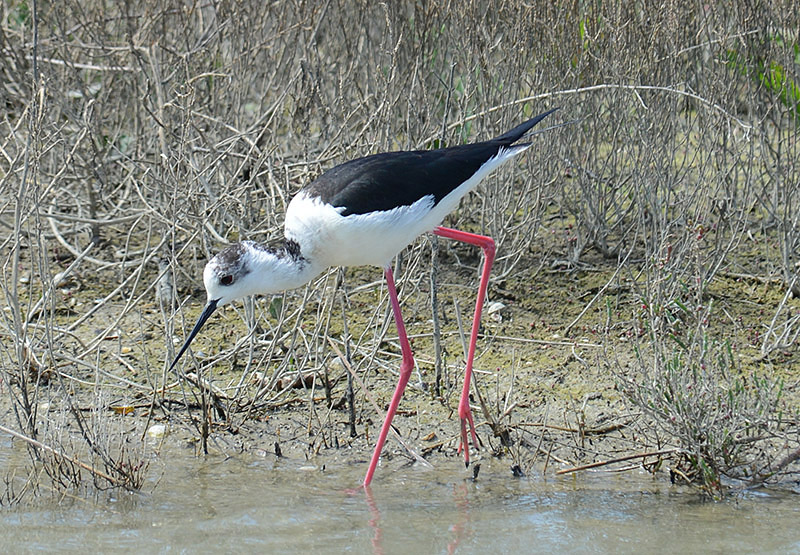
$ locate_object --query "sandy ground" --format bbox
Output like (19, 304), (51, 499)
(2, 235), (798, 494)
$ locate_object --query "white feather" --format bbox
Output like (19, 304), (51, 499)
(283, 144), (528, 269)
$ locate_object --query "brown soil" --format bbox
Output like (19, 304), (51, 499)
(8, 232), (794, 492)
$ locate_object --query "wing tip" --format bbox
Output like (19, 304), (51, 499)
(493, 107), (561, 144)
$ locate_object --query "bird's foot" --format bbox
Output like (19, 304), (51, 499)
(457, 408), (479, 467)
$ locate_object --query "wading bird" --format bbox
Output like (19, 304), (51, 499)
(169, 108), (558, 486)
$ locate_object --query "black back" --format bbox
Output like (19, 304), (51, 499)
(304, 108), (558, 217)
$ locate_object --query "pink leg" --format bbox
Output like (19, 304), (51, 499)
(433, 225), (495, 467)
(363, 266), (415, 487)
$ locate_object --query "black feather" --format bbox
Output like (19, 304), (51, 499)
(304, 109), (558, 217)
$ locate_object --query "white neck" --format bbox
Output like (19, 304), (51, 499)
(241, 240), (324, 295)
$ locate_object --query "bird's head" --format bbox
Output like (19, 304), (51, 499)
(202, 242), (255, 309)
(168, 240), (312, 373)
(168, 242), (256, 373)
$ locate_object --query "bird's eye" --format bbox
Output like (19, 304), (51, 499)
(220, 274), (234, 286)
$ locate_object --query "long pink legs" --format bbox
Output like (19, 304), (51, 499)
(433, 226), (496, 467)
(364, 266), (414, 487)
(363, 225), (495, 487)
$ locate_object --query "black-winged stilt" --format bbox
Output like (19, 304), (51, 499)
(169, 108), (558, 486)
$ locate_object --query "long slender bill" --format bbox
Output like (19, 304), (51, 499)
(168, 299), (219, 372)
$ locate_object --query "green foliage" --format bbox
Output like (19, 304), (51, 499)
(759, 60), (800, 122)
(628, 317), (786, 495)
(726, 34), (800, 125)
(6, 1), (29, 27)
(268, 297), (283, 320)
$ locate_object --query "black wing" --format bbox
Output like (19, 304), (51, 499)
(305, 145), (495, 216)
(303, 108), (558, 217)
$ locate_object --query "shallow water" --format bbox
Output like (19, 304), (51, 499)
(2, 439), (799, 554)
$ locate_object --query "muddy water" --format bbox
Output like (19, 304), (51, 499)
(1, 440), (799, 553)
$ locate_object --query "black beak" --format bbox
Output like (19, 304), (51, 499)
(168, 299), (219, 372)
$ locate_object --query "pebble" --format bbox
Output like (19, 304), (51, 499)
(147, 424), (167, 438)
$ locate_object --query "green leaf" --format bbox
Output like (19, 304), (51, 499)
(268, 297), (283, 320)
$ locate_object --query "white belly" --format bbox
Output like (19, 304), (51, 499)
(284, 191), (442, 268)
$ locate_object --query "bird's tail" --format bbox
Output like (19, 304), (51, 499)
(492, 107), (561, 145)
